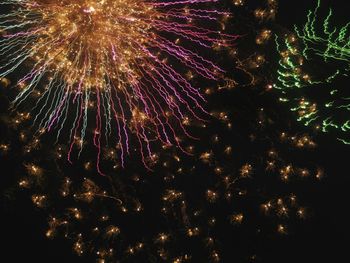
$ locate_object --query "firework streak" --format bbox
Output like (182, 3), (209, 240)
(0, 0), (237, 173)
(274, 0), (350, 143)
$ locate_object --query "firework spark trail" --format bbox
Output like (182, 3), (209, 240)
(0, 0), (237, 173)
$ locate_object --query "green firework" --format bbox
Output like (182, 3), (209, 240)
(274, 0), (350, 143)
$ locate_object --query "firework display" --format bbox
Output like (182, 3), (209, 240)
(1, 0), (349, 263)
(274, 0), (350, 143)
(0, 0), (236, 173)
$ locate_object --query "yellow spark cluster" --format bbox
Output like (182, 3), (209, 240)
(256, 29), (272, 45)
(254, 0), (278, 21)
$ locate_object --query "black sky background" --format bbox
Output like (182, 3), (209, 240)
(1, 1), (350, 262)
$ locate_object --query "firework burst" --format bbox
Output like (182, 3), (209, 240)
(0, 0), (236, 173)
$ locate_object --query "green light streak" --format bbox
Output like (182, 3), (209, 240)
(274, 0), (350, 144)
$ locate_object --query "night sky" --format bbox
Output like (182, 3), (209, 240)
(1, 1), (349, 262)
